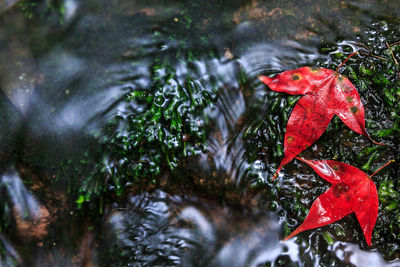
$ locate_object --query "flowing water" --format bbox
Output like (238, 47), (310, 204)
(0, 0), (400, 266)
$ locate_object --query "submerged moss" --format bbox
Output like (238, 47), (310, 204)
(77, 3), (226, 201)
(18, 0), (65, 23)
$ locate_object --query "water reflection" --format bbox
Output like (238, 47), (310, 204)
(63, 0), (78, 22)
(0, 0), (19, 14)
(0, 28), (36, 115)
(241, 42), (322, 75)
(333, 242), (400, 267)
(0, 170), (48, 265)
(103, 190), (298, 266)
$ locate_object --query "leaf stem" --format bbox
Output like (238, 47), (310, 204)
(336, 51), (359, 72)
(369, 159), (395, 179)
(272, 172), (278, 181)
(389, 40), (400, 47)
(386, 42), (399, 65)
(359, 51), (389, 61)
(350, 42), (370, 51)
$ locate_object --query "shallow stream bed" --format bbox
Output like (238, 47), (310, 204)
(0, 0), (399, 266)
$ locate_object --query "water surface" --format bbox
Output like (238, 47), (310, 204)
(0, 0), (399, 266)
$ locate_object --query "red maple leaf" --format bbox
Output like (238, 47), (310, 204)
(284, 157), (393, 246)
(259, 66), (383, 179)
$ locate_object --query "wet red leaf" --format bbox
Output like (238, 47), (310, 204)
(284, 157), (378, 246)
(259, 67), (383, 178)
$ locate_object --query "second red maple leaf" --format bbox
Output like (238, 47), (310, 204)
(284, 157), (390, 246)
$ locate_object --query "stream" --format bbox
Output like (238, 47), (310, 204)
(0, 0), (399, 266)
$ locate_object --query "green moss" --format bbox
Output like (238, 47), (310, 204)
(18, 0), (65, 24)
(77, 2), (225, 200)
